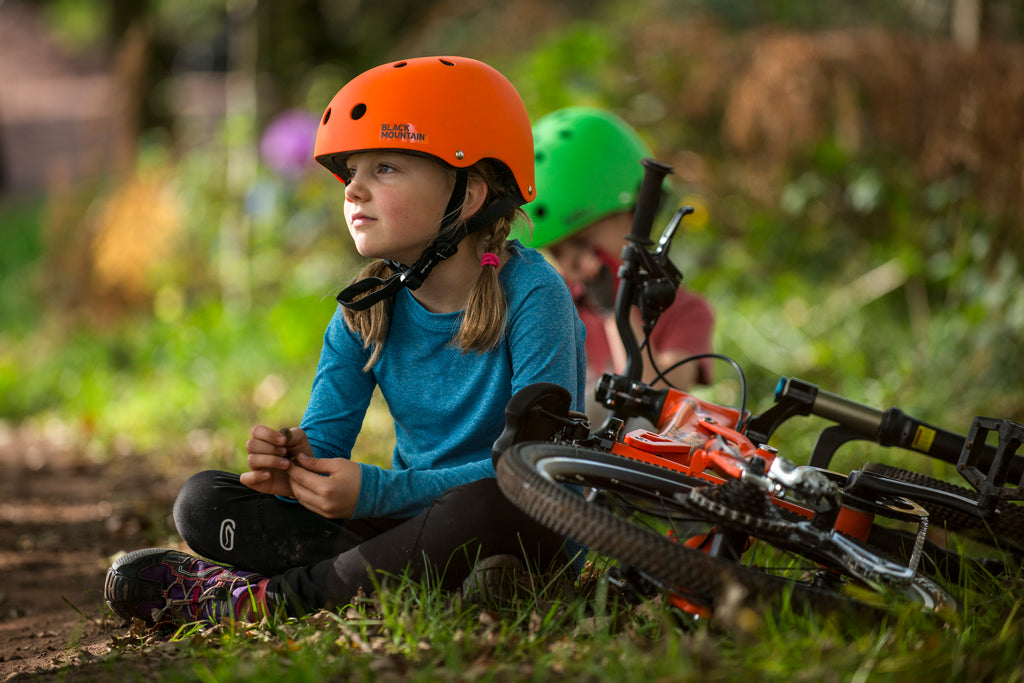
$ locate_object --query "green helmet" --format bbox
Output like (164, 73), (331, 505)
(522, 107), (653, 248)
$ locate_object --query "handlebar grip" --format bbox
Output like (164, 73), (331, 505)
(876, 409), (963, 459)
(628, 159), (674, 244)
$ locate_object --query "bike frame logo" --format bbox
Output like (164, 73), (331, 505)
(219, 518), (236, 551)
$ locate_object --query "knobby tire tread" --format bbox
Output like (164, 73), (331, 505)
(863, 463), (1024, 549)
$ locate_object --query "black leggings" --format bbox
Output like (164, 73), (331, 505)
(173, 471), (571, 615)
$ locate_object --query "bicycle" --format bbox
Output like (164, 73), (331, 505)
(493, 158), (1024, 618)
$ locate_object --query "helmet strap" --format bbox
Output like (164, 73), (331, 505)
(336, 170), (521, 311)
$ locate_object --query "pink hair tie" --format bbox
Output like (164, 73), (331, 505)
(480, 252), (500, 268)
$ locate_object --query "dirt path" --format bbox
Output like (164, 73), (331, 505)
(0, 424), (189, 680)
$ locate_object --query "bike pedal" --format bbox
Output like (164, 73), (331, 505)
(957, 416), (1024, 511)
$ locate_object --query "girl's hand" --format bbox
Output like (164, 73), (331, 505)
(239, 424), (313, 498)
(288, 454), (362, 519)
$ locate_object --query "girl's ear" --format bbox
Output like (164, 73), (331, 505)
(460, 174), (489, 220)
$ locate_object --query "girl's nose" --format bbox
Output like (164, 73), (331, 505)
(559, 249), (600, 284)
(579, 250), (604, 282)
(344, 176), (364, 201)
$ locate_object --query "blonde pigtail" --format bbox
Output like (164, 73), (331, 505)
(342, 259), (394, 370)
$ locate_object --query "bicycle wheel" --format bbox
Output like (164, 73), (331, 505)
(863, 463), (1024, 551)
(496, 442), (956, 616)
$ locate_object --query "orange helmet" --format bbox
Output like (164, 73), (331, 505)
(314, 56), (535, 204)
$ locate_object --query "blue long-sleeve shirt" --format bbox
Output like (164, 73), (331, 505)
(300, 241), (587, 519)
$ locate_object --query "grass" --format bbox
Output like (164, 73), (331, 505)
(92, 550), (1024, 681)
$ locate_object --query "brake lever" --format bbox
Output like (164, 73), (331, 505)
(636, 207), (691, 328)
(655, 206), (694, 258)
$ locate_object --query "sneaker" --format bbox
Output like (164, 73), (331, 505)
(104, 548), (270, 627)
(461, 554), (531, 605)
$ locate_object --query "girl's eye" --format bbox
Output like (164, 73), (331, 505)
(345, 160), (397, 181)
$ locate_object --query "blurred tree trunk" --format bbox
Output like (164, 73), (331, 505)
(105, 0), (163, 175)
(952, 0), (981, 49)
(111, 16), (151, 175)
(220, 0), (259, 314)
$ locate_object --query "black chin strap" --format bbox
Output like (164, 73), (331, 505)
(336, 171), (521, 311)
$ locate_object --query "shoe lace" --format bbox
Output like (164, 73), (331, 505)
(155, 569), (258, 624)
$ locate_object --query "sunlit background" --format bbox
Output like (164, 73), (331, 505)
(1, 0), (1021, 475)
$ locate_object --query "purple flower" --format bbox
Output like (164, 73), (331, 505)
(259, 109), (319, 178)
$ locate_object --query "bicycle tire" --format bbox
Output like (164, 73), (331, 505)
(863, 463), (1024, 551)
(497, 442), (956, 616)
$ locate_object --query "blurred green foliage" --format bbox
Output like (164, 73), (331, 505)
(0, 200), (44, 335)
(1, 0), (1021, 478)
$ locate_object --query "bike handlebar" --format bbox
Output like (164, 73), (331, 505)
(615, 159), (675, 383)
(784, 380), (959, 461)
(627, 159), (674, 245)
(797, 383), (886, 437)
(765, 377), (1024, 481)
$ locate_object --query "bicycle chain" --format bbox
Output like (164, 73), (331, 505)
(684, 478), (796, 537)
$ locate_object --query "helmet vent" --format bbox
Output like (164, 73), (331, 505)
(322, 108), (331, 125)
(439, 58), (455, 66)
(534, 205), (547, 218)
(393, 61), (408, 68)
(559, 129), (573, 140)
(351, 103), (367, 120)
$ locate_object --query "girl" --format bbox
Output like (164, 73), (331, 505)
(104, 56), (586, 626)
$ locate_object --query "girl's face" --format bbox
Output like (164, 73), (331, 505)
(547, 233), (605, 285)
(343, 151), (453, 264)
(547, 211), (629, 286)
